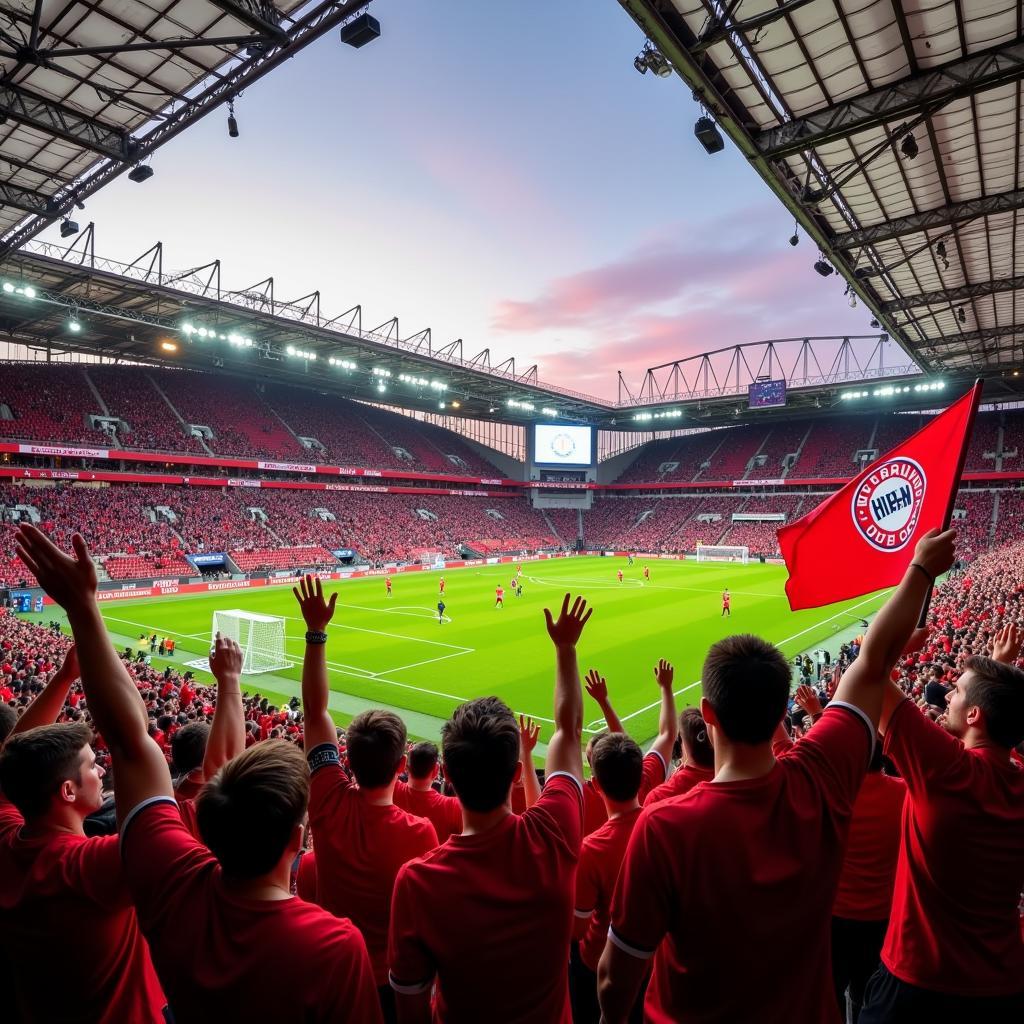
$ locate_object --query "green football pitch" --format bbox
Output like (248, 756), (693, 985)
(32, 557), (891, 748)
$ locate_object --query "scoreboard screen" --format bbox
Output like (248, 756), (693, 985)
(748, 379), (787, 409)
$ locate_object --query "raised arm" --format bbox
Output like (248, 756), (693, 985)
(15, 525), (172, 818)
(293, 574), (338, 752)
(202, 633), (245, 779)
(833, 528), (956, 732)
(543, 594), (592, 782)
(648, 658), (677, 767)
(518, 715), (541, 809)
(7, 644), (78, 739)
(585, 669), (623, 734)
(992, 623), (1023, 665)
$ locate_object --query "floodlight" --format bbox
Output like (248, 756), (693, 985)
(68, 317), (81, 333)
(900, 133), (918, 160)
(813, 257), (834, 277)
(22, 286), (35, 299)
(60, 219), (79, 239)
(694, 116), (724, 154)
(2, 282), (13, 293)
(128, 164), (154, 183)
(227, 100), (239, 139)
(161, 341), (178, 353)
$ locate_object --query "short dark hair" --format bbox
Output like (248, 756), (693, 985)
(702, 634), (791, 744)
(347, 710), (407, 788)
(590, 732), (643, 802)
(171, 722), (210, 775)
(0, 723), (92, 820)
(0, 703), (17, 745)
(679, 707), (714, 768)
(196, 741), (308, 879)
(963, 656), (1024, 749)
(442, 696), (520, 812)
(408, 741), (439, 780)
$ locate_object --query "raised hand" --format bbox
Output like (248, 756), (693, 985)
(585, 669), (609, 705)
(54, 643), (80, 684)
(292, 574), (338, 632)
(543, 593), (592, 649)
(992, 622), (1023, 665)
(14, 525), (97, 613)
(209, 632), (243, 681)
(654, 658), (674, 690)
(794, 684), (823, 717)
(912, 527), (957, 581)
(519, 715), (540, 754)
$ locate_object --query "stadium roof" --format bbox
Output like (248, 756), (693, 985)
(2, 235), (1023, 430)
(617, 0), (1024, 376)
(0, 0), (370, 253)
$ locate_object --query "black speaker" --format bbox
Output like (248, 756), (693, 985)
(340, 13), (380, 48)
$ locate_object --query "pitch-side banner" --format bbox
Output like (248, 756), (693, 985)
(778, 381), (982, 610)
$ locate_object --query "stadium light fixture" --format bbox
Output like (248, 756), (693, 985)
(788, 226), (799, 246)
(4, 281), (38, 298)
(22, 285), (35, 299)
(227, 99), (239, 139)
(439, 401), (446, 409)
(900, 133), (919, 160)
(633, 44), (672, 78)
(451, 400), (461, 408)
(813, 256), (834, 277)
(377, 383), (386, 393)
(1, 282), (13, 294)
(60, 218), (79, 239)
(957, 306), (967, 324)
(541, 407), (557, 417)
(160, 340), (178, 353)
(67, 315), (81, 333)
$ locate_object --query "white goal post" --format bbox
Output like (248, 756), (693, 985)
(185, 610), (291, 675)
(419, 551), (445, 568)
(695, 544), (750, 565)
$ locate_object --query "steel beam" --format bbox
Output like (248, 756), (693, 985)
(881, 275), (1024, 312)
(832, 188), (1024, 248)
(0, 81), (129, 160)
(754, 40), (1024, 158)
(207, 0), (287, 39)
(0, 181), (54, 215)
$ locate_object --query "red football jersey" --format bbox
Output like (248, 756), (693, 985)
(610, 704), (872, 1024)
(584, 751), (666, 835)
(121, 799), (381, 1023)
(308, 754), (438, 984)
(393, 779), (463, 843)
(0, 797), (166, 1024)
(881, 699), (1024, 995)
(832, 772), (906, 921)
(642, 762), (714, 808)
(389, 773), (583, 1022)
(575, 806), (644, 970)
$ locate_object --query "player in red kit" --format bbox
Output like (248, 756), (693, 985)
(617, 569), (623, 583)
(385, 577), (392, 598)
(439, 577), (445, 596)
(495, 586), (504, 608)
(643, 566), (650, 581)
(721, 588), (731, 616)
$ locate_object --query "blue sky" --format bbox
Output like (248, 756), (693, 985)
(38, 0), (870, 398)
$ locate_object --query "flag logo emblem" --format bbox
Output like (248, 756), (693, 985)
(851, 457), (927, 552)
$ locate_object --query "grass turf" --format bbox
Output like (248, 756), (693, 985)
(28, 556), (892, 746)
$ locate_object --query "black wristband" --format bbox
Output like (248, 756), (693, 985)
(305, 630), (328, 645)
(910, 562), (934, 585)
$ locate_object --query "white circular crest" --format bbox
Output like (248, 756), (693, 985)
(850, 457), (927, 552)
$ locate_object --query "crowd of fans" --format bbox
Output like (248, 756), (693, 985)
(0, 519), (1021, 1023)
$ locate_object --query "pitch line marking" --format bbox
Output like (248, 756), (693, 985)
(281, 614), (472, 653)
(588, 589), (892, 729)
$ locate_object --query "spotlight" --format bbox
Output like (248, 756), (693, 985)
(869, 318), (880, 328)
(633, 54), (648, 75)
(957, 306), (967, 324)
(160, 340), (178, 353)
(848, 292), (857, 308)
(75, 200), (85, 211)
(59, 219), (79, 238)
(128, 164), (154, 183)
(227, 100), (239, 139)
(788, 229), (799, 247)
(900, 133), (919, 160)
(68, 316), (81, 333)
(813, 257), (834, 277)
(694, 116), (724, 154)
(936, 240), (948, 270)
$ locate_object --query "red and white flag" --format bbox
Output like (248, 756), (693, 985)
(778, 381), (982, 610)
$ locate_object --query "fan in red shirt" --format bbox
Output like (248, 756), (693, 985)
(598, 529), (957, 1024)
(643, 707), (715, 808)
(14, 527), (382, 1024)
(572, 730), (660, 1022)
(388, 593), (592, 1023)
(861, 621), (1024, 1021)
(581, 668), (673, 834)
(393, 741), (463, 842)
(0, 645), (167, 1024)
(293, 575), (438, 1016)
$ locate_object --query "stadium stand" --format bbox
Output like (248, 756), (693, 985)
(0, 364), (108, 446)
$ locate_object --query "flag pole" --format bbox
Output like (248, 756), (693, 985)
(916, 378), (985, 628)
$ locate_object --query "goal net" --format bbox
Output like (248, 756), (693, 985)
(185, 610), (291, 674)
(696, 545), (750, 565)
(418, 551), (445, 568)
